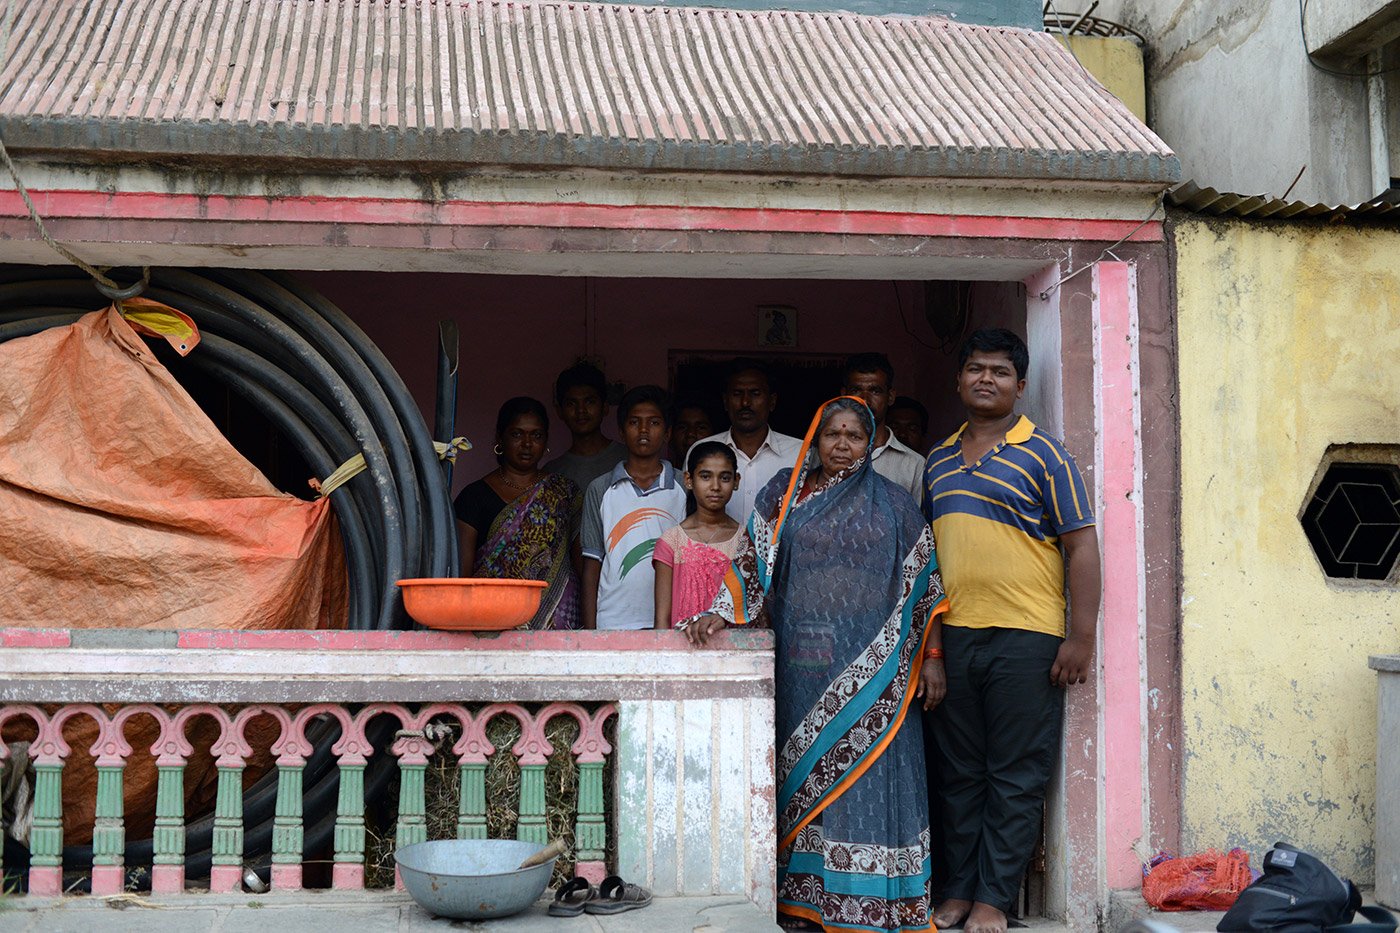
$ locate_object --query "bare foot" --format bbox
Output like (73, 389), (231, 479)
(932, 898), (973, 928)
(964, 902), (1008, 933)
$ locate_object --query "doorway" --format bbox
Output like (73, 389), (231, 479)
(668, 350), (847, 438)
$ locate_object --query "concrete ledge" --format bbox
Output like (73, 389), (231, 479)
(0, 630), (774, 703)
(1107, 890), (1225, 933)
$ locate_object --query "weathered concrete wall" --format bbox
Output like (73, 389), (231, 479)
(1093, 0), (1379, 203)
(1173, 214), (1400, 881)
(1304, 0), (1400, 56)
(616, 698), (776, 909)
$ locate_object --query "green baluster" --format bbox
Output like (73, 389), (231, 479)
(516, 764), (548, 844)
(574, 761), (607, 862)
(210, 764), (245, 892)
(151, 763), (187, 893)
(90, 764), (126, 893)
(396, 762), (427, 851)
(457, 762), (487, 840)
(333, 762), (366, 887)
(271, 762), (304, 887)
(29, 762), (64, 891)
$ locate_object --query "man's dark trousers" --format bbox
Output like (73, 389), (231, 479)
(931, 625), (1063, 913)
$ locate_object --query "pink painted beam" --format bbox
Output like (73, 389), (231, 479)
(1095, 261), (1147, 890)
(175, 628), (772, 652)
(0, 190), (1166, 244)
(0, 629), (70, 648)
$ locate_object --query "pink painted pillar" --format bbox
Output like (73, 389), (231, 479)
(1094, 260), (1148, 890)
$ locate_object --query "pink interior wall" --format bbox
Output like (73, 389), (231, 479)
(296, 272), (1023, 489)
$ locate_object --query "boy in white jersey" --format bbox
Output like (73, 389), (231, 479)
(580, 386), (687, 630)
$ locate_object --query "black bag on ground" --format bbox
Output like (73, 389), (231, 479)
(1218, 842), (1396, 933)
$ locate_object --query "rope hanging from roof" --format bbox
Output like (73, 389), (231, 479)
(0, 0), (151, 301)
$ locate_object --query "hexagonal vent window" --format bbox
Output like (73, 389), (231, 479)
(1300, 462), (1400, 581)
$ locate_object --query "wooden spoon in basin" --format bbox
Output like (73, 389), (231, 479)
(518, 838), (568, 870)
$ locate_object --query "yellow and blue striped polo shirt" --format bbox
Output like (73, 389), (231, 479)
(922, 415), (1094, 637)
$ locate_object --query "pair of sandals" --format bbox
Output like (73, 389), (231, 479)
(548, 875), (653, 917)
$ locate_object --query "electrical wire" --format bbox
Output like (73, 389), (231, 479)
(0, 0), (151, 300)
(1037, 195), (1164, 301)
(1299, 0), (1400, 78)
(891, 281), (941, 352)
(1043, 0), (1097, 80)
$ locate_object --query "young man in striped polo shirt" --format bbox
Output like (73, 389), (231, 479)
(923, 328), (1102, 933)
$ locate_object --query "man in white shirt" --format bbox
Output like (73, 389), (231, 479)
(843, 352), (923, 505)
(696, 359), (802, 525)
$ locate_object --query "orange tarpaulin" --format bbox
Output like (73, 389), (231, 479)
(0, 301), (346, 629)
(0, 301), (347, 841)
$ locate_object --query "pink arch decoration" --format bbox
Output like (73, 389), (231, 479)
(536, 703), (615, 765)
(0, 705), (49, 764)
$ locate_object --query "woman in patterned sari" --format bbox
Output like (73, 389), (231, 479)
(454, 397), (581, 629)
(686, 396), (948, 932)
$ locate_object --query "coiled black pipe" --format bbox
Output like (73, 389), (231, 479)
(0, 265), (453, 883)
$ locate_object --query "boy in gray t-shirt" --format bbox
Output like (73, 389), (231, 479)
(542, 362), (626, 491)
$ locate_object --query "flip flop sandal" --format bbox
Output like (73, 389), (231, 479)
(548, 877), (597, 917)
(583, 875), (653, 914)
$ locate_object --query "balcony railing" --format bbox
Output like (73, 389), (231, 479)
(0, 628), (775, 909)
(0, 699), (615, 895)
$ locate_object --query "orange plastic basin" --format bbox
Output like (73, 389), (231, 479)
(395, 578), (547, 631)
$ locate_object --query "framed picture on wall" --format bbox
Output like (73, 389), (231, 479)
(757, 305), (797, 347)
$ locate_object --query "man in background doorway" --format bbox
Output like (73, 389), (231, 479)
(888, 395), (931, 456)
(543, 362), (627, 492)
(923, 328), (1100, 933)
(695, 358), (801, 525)
(842, 352), (923, 504)
(669, 399), (714, 470)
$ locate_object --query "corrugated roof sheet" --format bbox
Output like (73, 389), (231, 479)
(0, 0), (1177, 183)
(1169, 181), (1400, 223)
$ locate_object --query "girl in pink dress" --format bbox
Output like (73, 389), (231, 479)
(653, 442), (744, 628)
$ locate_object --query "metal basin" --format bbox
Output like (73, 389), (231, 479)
(395, 839), (557, 920)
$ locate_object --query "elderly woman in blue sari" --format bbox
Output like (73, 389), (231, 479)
(454, 396), (581, 629)
(686, 396), (948, 932)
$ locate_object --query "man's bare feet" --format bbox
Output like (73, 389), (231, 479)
(963, 902), (1008, 933)
(932, 898), (973, 929)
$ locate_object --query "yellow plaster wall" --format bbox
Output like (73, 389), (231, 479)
(1175, 215), (1400, 880)
(1054, 36), (1146, 123)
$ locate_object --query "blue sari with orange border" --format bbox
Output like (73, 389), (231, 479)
(705, 398), (948, 932)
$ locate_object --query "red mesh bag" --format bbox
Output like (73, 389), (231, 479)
(1143, 849), (1254, 911)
